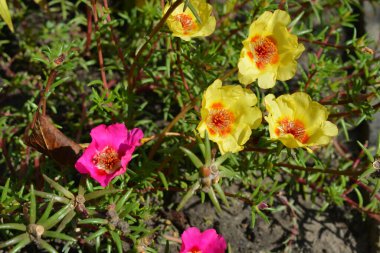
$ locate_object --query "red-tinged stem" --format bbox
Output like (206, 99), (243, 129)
(41, 70), (58, 116)
(304, 27), (335, 90)
(320, 92), (375, 105)
(175, 41), (199, 111)
(277, 194), (298, 250)
(298, 37), (353, 50)
(342, 195), (380, 222)
(128, 0), (184, 92)
(90, 0), (109, 96)
(148, 101), (195, 159)
(329, 102), (380, 118)
(351, 178), (380, 202)
(30, 69), (58, 129)
(84, 5), (92, 54)
(275, 162), (366, 177)
(102, 0), (128, 74)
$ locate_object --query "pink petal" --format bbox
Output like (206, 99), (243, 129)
(75, 142), (97, 174)
(119, 128), (144, 168)
(126, 128), (144, 147)
(90, 123), (128, 151)
(201, 229), (227, 253)
(75, 123), (144, 187)
(180, 227), (203, 253)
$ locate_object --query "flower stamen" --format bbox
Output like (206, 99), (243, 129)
(206, 103), (234, 136)
(248, 36), (279, 69)
(275, 118), (309, 143)
(92, 146), (121, 174)
(187, 246), (202, 253)
(175, 14), (197, 34)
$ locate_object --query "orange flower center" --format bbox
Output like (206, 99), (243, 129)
(187, 246), (202, 253)
(248, 36), (279, 70)
(175, 13), (197, 34)
(206, 103), (235, 136)
(92, 146), (121, 174)
(275, 118), (309, 143)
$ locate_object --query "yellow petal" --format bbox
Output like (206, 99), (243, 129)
(265, 92), (338, 149)
(238, 9), (304, 88)
(258, 71), (277, 89)
(197, 79), (262, 154)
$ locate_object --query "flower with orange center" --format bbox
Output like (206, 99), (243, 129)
(197, 79), (262, 154)
(264, 92), (338, 150)
(75, 124), (143, 187)
(164, 0), (216, 41)
(238, 10), (305, 89)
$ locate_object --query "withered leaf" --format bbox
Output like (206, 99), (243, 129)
(24, 114), (82, 167)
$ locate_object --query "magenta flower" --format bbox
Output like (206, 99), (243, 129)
(75, 123), (143, 187)
(180, 227), (227, 253)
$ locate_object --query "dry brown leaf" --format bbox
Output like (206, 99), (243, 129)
(24, 114), (82, 167)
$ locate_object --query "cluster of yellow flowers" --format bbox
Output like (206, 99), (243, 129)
(164, 0), (338, 154)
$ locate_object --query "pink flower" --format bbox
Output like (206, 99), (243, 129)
(180, 227), (227, 253)
(75, 123), (143, 187)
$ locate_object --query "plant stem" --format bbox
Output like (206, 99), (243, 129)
(275, 162), (365, 176)
(90, 0), (109, 96)
(127, 0), (184, 92)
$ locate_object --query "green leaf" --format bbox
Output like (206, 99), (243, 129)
(354, 187), (363, 208)
(370, 179), (380, 200)
(39, 239), (58, 253)
(86, 227), (108, 241)
(116, 188), (133, 212)
(196, 134), (206, 159)
(40, 204), (72, 230)
(207, 187), (221, 213)
(356, 141), (374, 162)
(109, 231), (123, 253)
(0, 233), (29, 249)
(214, 153), (231, 167)
(0, 0), (14, 32)
(84, 189), (121, 201)
(37, 200), (55, 224)
(1, 178), (10, 203)
(8, 237), (31, 253)
(358, 166), (376, 180)
(256, 207), (270, 224)
(177, 181), (200, 211)
(165, 240), (170, 253)
(204, 131), (211, 166)
(78, 218), (108, 225)
(30, 185), (36, 224)
(57, 209), (76, 232)
(43, 231), (77, 242)
(0, 223), (26, 231)
(213, 183), (229, 208)
(183, 0), (189, 11)
(158, 171), (169, 191)
(187, 1), (202, 25)
(34, 191), (70, 204)
(250, 208), (256, 228)
(43, 175), (74, 200)
(180, 147), (203, 169)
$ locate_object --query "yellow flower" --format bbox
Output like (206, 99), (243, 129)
(264, 92), (338, 150)
(238, 10), (305, 89)
(197, 79), (262, 154)
(164, 0), (216, 41)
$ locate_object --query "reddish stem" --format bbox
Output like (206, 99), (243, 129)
(90, 0), (109, 95)
(102, 0), (129, 74)
(84, 5), (93, 54)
